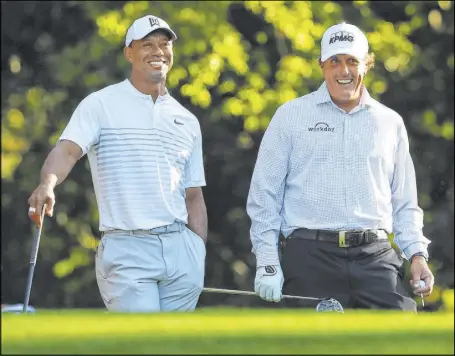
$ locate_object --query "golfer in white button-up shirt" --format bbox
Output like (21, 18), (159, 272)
(247, 22), (434, 310)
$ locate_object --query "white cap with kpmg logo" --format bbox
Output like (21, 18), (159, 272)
(125, 15), (177, 47)
(320, 22), (369, 62)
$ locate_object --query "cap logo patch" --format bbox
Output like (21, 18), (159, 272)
(329, 31), (354, 44)
(149, 17), (160, 27)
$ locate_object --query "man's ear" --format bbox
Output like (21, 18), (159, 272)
(359, 61), (368, 76)
(124, 46), (132, 62)
(318, 58), (323, 69)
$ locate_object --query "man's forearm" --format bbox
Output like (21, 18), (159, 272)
(40, 141), (81, 188)
(186, 188), (208, 241)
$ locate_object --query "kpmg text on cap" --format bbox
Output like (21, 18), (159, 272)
(329, 31), (354, 44)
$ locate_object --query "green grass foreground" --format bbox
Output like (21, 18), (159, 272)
(2, 308), (454, 354)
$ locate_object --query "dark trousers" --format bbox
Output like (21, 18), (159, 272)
(280, 233), (417, 311)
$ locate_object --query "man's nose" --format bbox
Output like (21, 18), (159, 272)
(150, 44), (164, 55)
(339, 64), (350, 76)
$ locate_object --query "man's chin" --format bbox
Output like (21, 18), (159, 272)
(147, 72), (167, 83)
(338, 90), (361, 101)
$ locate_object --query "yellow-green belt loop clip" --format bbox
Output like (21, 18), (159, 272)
(339, 231), (348, 247)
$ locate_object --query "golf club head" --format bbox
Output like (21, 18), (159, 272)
(316, 298), (344, 313)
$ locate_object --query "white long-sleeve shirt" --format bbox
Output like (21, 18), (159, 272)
(247, 82), (430, 267)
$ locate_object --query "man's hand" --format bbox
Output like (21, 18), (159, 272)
(27, 183), (55, 228)
(409, 256), (434, 297)
(254, 265), (284, 302)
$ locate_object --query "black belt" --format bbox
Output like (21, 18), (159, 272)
(288, 228), (388, 248)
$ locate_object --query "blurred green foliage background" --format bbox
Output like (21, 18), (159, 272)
(1, 1), (453, 311)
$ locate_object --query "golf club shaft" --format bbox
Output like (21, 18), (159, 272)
(203, 287), (325, 301)
(23, 207), (46, 313)
(23, 264), (36, 312)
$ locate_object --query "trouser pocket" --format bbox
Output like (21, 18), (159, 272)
(183, 227), (206, 287)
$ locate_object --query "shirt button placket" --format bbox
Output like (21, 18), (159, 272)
(343, 115), (353, 225)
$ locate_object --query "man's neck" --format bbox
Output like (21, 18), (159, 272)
(331, 97), (361, 113)
(129, 76), (167, 102)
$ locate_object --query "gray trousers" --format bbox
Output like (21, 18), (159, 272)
(281, 231), (417, 311)
(95, 222), (206, 312)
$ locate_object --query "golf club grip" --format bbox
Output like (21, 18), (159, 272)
(29, 206), (46, 264)
(29, 226), (43, 264)
(202, 287), (323, 301)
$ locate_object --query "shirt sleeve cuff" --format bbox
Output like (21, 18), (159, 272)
(255, 248), (280, 268)
(57, 137), (86, 157)
(401, 242), (430, 260)
(184, 181), (206, 188)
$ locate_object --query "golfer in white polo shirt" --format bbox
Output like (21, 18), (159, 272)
(27, 15), (208, 312)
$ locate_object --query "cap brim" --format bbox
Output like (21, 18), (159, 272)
(320, 48), (365, 62)
(125, 27), (177, 47)
(146, 27), (177, 41)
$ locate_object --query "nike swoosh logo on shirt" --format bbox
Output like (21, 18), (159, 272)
(174, 119), (184, 125)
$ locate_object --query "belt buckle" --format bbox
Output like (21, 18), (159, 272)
(338, 231), (349, 247)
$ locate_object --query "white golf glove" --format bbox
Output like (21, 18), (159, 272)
(254, 265), (284, 302)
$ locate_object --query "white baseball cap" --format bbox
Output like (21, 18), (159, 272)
(320, 22), (369, 62)
(125, 15), (177, 47)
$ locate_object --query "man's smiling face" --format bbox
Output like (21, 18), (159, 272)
(124, 29), (174, 83)
(320, 53), (367, 111)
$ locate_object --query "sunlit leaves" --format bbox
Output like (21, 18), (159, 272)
(213, 31), (249, 75)
(236, 131), (254, 150)
(53, 247), (92, 278)
(405, 3), (417, 16)
(438, 1), (452, 11)
(384, 57), (401, 72)
(1, 128), (28, 152)
(224, 97), (244, 116)
(1, 87), (67, 180)
(442, 289), (454, 311)
(218, 80), (237, 94)
(78, 229), (98, 251)
(9, 55), (21, 74)
(278, 56), (313, 82)
(96, 11), (129, 44)
(167, 66), (188, 88)
(255, 31), (268, 44)
(421, 110), (454, 140)
(428, 10), (443, 31)
(96, 1), (150, 45)
(247, 73), (266, 90)
(6, 109), (25, 129)
(441, 122), (454, 140)
(244, 116), (260, 132)
(1, 153), (22, 180)
(370, 80), (387, 95)
(447, 54), (454, 70)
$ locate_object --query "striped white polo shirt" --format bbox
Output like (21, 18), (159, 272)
(58, 79), (206, 231)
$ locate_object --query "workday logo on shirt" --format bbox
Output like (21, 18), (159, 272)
(308, 122), (335, 132)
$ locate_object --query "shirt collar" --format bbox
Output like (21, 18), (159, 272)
(315, 81), (332, 104)
(123, 78), (170, 99)
(315, 81), (376, 109)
